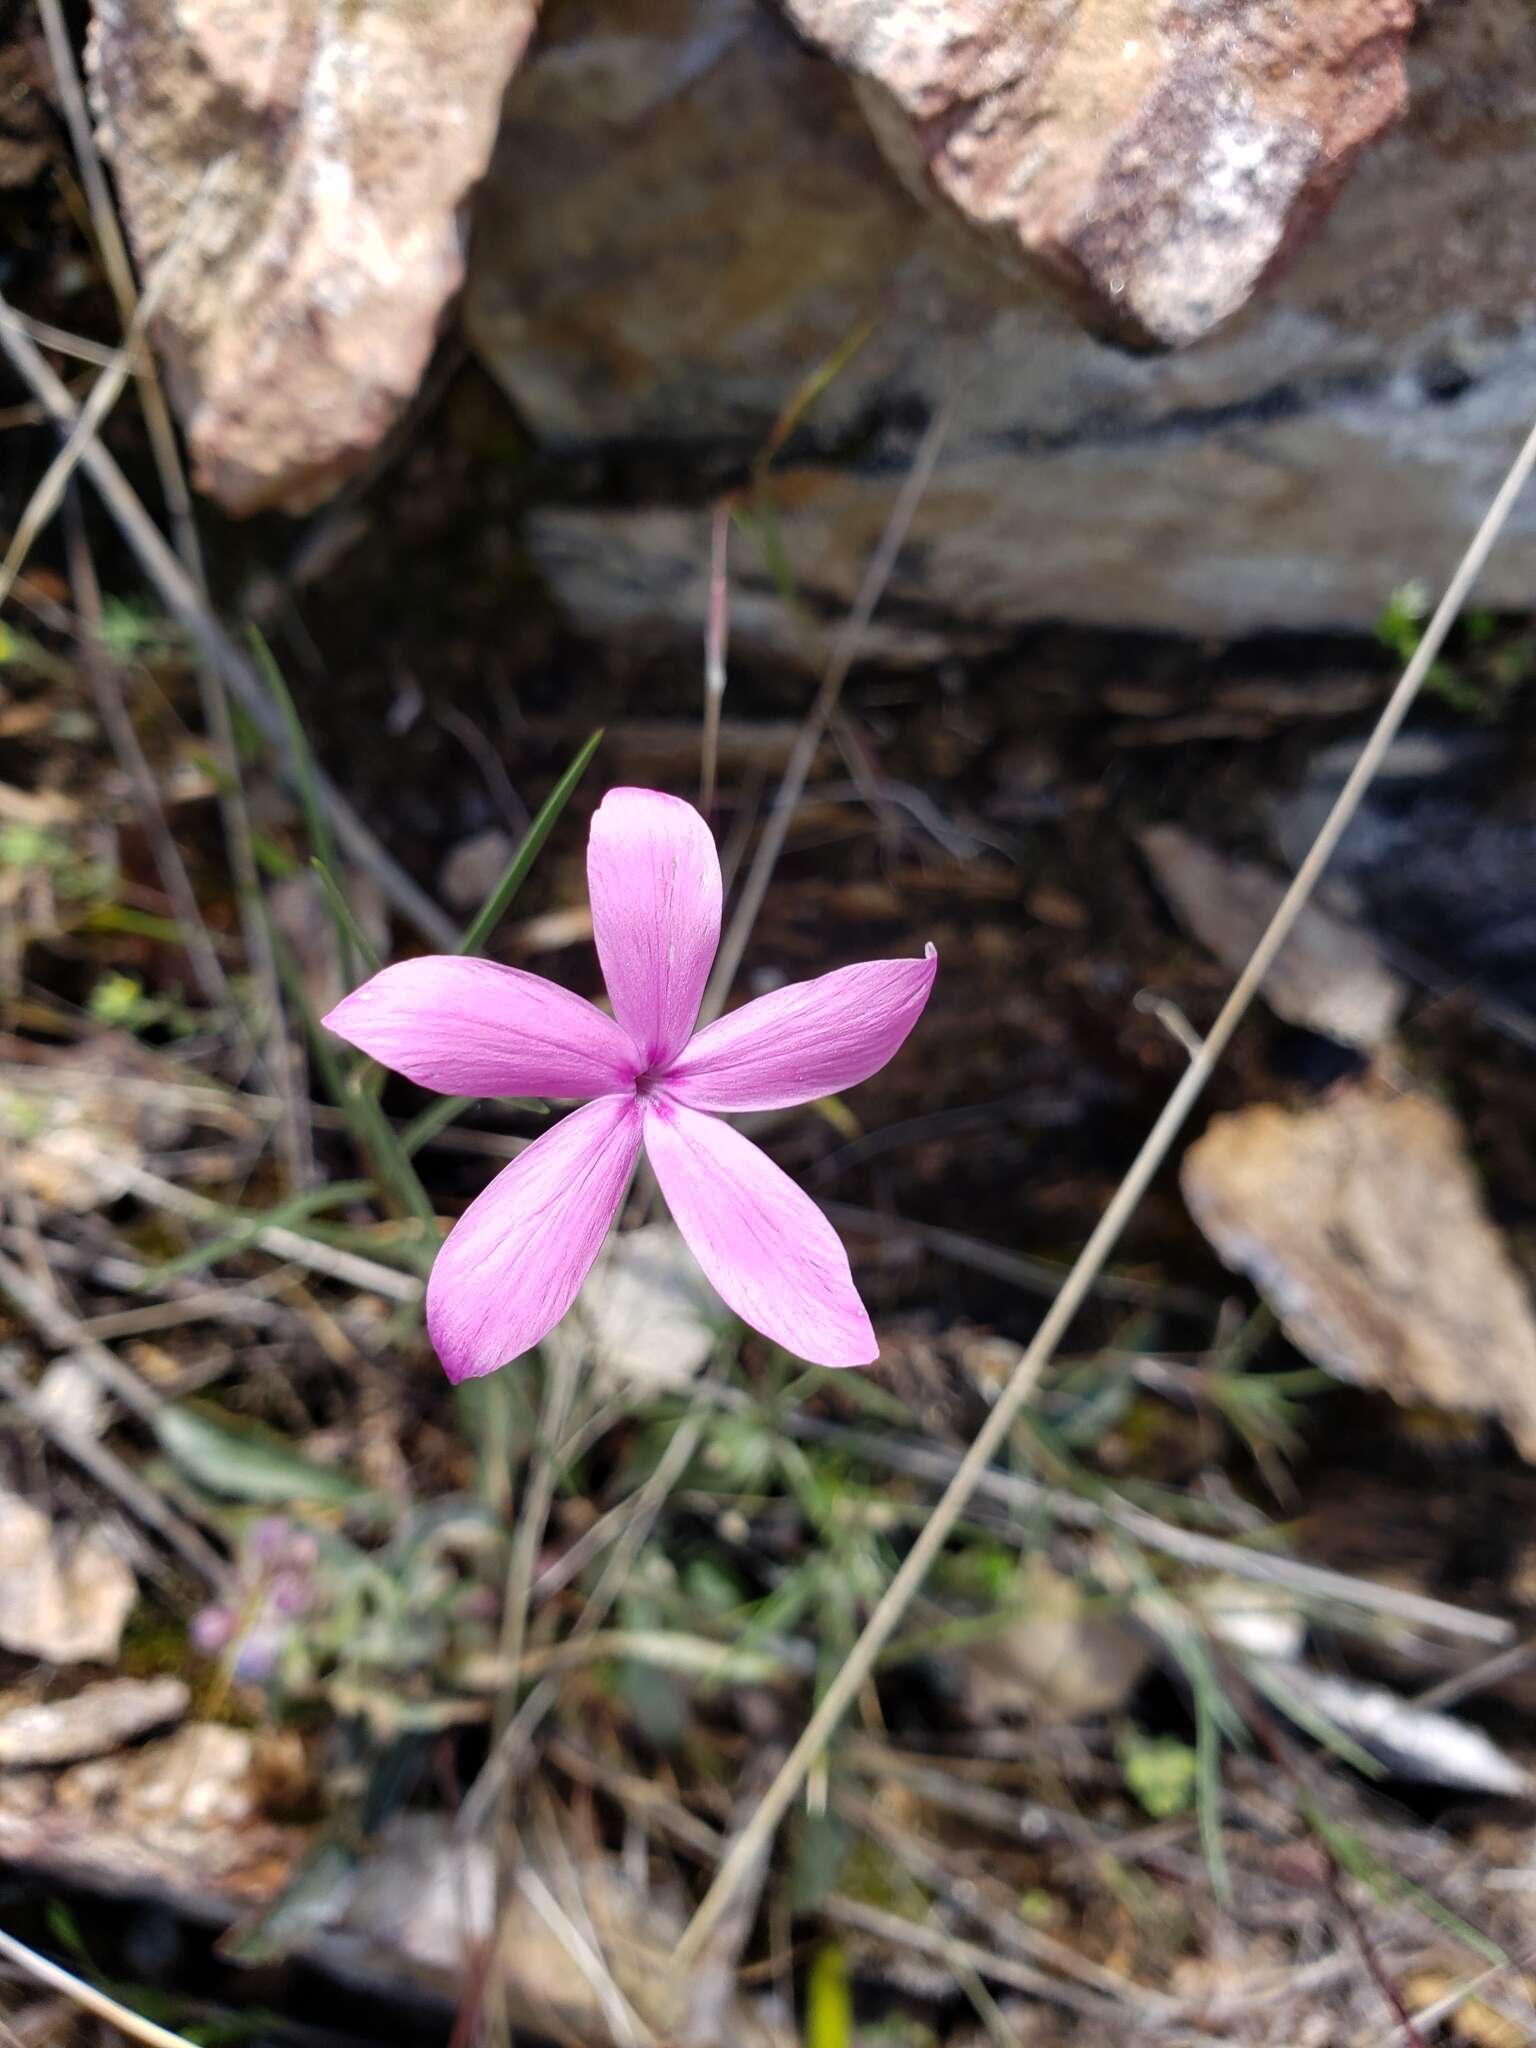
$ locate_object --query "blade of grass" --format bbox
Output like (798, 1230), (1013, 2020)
(137, 1182), (376, 1286)
(1194, 1690), (1231, 1907)
(399, 1089), (546, 1158)
(272, 930), (435, 1249)
(311, 856), (382, 978)
(248, 627), (354, 988)
(0, 291), (458, 949)
(458, 728), (603, 956)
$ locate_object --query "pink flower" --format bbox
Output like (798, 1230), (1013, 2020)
(323, 787), (936, 1380)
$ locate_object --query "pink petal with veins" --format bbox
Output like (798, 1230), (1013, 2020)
(664, 946), (937, 1112)
(587, 787), (721, 1069)
(322, 956), (638, 1100)
(426, 1094), (641, 1381)
(642, 1099), (876, 1368)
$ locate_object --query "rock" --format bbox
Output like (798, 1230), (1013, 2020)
(0, 1493), (136, 1664)
(1270, 735), (1536, 1021)
(1139, 824), (1406, 1050)
(782, 0), (1413, 349)
(267, 868), (388, 1018)
(567, 1224), (720, 1391)
(467, 0), (1536, 646)
(437, 829), (516, 917)
(962, 1555), (1152, 1723)
(0, 1677), (189, 1768)
(0, 1721), (306, 1907)
(1182, 1085), (1536, 1459)
(87, 0), (539, 513)
(1273, 1668), (1532, 1797)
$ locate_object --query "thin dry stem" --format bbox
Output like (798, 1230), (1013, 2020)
(115, 1162), (422, 1301)
(699, 403), (949, 1025)
(701, 499), (731, 814)
(22, 17), (315, 1180)
(675, 409), (1536, 1969)
(0, 1929), (200, 2048)
(63, 494), (234, 1015)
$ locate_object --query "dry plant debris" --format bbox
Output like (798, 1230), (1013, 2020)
(1183, 1083), (1536, 1457)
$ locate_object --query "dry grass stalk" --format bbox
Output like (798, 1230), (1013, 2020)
(675, 410), (1536, 1968)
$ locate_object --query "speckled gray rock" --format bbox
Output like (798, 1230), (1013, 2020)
(466, 0), (1536, 647)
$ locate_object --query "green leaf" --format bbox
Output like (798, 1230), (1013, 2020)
(153, 1404), (372, 1508)
(457, 728), (603, 955)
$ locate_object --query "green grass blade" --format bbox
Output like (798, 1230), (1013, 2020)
(137, 1181), (376, 1285)
(1195, 1690), (1231, 1906)
(310, 858), (382, 978)
(457, 729), (603, 956)
(399, 1091), (548, 1158)
(272, 929), (436, 1248)
(248, 626), (354, 988)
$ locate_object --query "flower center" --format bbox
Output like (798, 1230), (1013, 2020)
(633, 1067), (664, 1098)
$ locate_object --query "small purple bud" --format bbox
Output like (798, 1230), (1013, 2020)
(268, 1569), (313, 1619)
(249, 1516), (293, 1565)
(190, 1605), (236, 1656)
(232, 1627), (283, 1685)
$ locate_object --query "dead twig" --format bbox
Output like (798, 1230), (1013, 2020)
(115, 1162), (423, 1301)
(775, 1407), (1509, 1644)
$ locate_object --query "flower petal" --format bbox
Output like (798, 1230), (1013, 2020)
(664, 946), (938, 1112)
(642, 1100), (876, 1368)
(322, 957), (638, 1099)
(426, 1094), (642, 1382)
(588, 787), (721, 1069)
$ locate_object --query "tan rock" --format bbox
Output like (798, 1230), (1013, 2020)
(1183, 1087), (1536, 1458)
(0, 1722), (306, 1905)
(87, 0), (539, 513)
(963, 1556), (1151, 1723)
(0, 1495), (136, 1665)
(783, 0), (1413, 348)
(0, 1677), (189, 1768)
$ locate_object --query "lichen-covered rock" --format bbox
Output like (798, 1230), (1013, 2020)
(467, 0), (1536, 646)
(780, 0), (1415, 349)
(88, 0), (538, 513)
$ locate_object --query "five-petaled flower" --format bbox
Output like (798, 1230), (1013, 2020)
(323, 787), (936, 1380)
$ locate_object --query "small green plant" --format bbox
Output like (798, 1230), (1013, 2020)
(1117, 1727), (1198, 1818)
(88, 970), (206, 1038)
(1376, 582), (1535, 717)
